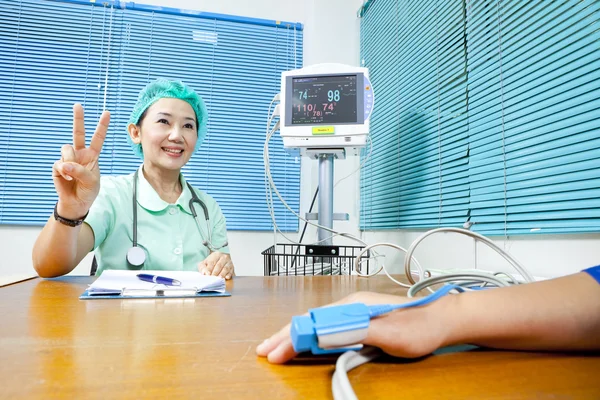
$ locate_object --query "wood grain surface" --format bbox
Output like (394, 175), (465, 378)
(1, 275), (598, 399)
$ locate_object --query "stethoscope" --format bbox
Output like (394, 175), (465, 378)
(126, 169), (228, 268)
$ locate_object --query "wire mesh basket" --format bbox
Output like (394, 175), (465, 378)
(262, 243), (371, 276)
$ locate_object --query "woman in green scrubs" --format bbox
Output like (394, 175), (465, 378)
(33, 80), (235, 279)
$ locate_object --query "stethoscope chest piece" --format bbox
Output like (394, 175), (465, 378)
(127, 246), (146, 268)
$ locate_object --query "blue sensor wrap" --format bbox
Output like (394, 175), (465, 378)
(291, 303), (371, 355)
(290, 284), (463, 355)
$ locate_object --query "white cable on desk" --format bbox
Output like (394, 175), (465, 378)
(352, 242), (424, 289)
(332, 347), (382, 400)
(353, 227), (535, 296)
(403, 227), (534, 286)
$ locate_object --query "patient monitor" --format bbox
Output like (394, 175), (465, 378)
(274, 63), (375, 246)
(280, 63), (374, 152)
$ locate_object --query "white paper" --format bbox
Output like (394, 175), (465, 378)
(87, 270), (226, 295)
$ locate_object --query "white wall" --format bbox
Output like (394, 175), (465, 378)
(0, 227), (52, 286)
(0, 0), (365, 284)
(361, 231), (600, 280)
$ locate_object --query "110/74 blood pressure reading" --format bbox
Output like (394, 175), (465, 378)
(295, 89), (341, 118)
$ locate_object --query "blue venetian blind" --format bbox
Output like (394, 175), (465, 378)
(359, 0), (600, 236)
(360, 0), (470, 230)
(0, 0), (110, 223)
(466, 0), (600, 235)
(0, 0), (303, 231)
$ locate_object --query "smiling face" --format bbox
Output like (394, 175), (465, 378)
(128, 97), (198, 171)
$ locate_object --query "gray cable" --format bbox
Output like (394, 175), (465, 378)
(406, 272), (512, 297)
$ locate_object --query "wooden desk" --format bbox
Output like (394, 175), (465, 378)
(1, 276), (599, 399)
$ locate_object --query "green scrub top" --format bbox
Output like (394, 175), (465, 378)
(84, 165), (230, 275)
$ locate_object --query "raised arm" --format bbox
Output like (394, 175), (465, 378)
(257, 269), (600, 364)
(32, 104), (110, 277)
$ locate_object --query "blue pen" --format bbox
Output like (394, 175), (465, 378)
(137, 274), (181, 286)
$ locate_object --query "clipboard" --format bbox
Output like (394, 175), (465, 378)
(80, 270), (231, 300)
(79, 288), (231, 300)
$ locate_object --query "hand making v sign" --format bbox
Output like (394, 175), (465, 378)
(52, 104), (110, 221)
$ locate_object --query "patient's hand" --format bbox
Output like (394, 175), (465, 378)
(256, 291), (453, 364)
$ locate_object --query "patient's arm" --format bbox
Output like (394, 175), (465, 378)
(257, 270), (600, 364)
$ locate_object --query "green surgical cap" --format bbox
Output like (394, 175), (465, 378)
(127, 79), (208, 159)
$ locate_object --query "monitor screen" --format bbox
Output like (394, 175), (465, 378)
(290, 75), (358, 125)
